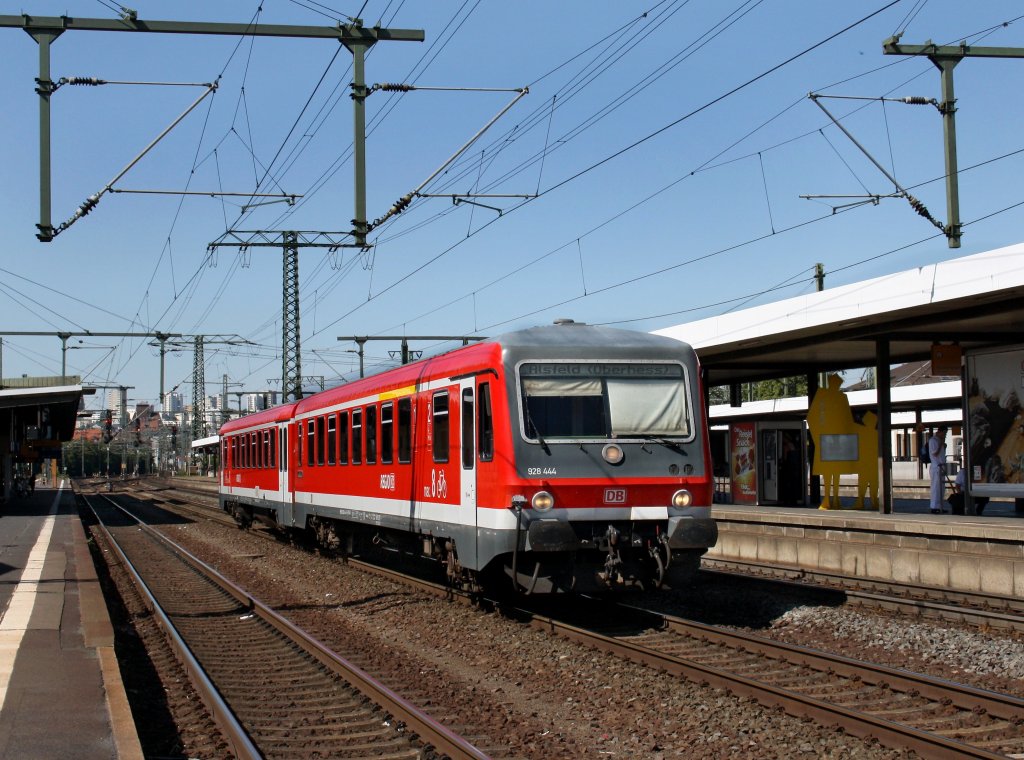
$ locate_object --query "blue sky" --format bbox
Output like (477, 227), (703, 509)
(2, 0), (1023, 412)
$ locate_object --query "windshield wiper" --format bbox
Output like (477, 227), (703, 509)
(522, 403), (551, 455)
(629, 433), (687, 454)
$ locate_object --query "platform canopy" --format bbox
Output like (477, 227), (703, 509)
(654, 242), (1024, 388)
(0, 382), (92, 462)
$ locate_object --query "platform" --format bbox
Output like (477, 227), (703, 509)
(709, 492), (1024, 599)
(0, 483), (141, 759)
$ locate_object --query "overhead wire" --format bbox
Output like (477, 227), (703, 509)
(369, 10), (1024, 338)
(296, 0), (762, 332)
(316, 1), (906, 341)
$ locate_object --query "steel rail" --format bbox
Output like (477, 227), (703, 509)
(95, 489), (489, 760)
(525, 604), (1018, 759)
(84, 493), (261, 760)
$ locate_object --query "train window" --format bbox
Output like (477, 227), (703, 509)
(231, 437), (238, 470)
(366, 406), (378, 464)
(339, 411), (349, 465)
(265, 430), (272, 468)
(478, 382), (493, 462)
(306, 419), (315, 467)
(397, 398), (411, 464)
(518, 363), (691, 441)
(327, 415), (337, 465)
(351, 409), (363, 464)
(316, 416), (325, 466)
(251, 432), (258, 467)
(432, 392), (449, 463)
(606, 378), (689, 437)
(296, 422), (303, 467)
(462, 388), (474, 469)
(522, 379), (605, 439)
(278, 428), (286, 472)
(270, 429), (277, 469)
(380, 403), (393, 464)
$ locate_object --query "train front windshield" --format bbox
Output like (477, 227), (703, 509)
(519, 362), (692, 441)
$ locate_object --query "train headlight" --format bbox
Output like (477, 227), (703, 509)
(671, 489), (693, 508)
(531, 491), (555, 511)
(602, 443), (624, 465)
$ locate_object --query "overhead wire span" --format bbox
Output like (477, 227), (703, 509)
(368, 87), (530, 230)
(51, 82), (219, 238)
(808, 92), (946, 236)
(109, 189), (299, 203)
(55, 77), (213, 89)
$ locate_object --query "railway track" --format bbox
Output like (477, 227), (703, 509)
(518, 597), (1024, 758)
(82, 490), (487, 760)
(110, 479), (1024, 756)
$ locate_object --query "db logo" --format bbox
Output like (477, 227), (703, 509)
(604, 488), (627, 504)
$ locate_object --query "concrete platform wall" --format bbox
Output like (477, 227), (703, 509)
(707, 507), (1024, 599)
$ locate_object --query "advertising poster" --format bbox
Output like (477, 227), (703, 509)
(965, 345), (1024, 497)
(730, 422), (757, 504)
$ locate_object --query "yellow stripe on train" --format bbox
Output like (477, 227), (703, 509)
(378, 385), (416, 401)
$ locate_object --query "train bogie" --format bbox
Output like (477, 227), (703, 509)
(219, 321), (717, 593)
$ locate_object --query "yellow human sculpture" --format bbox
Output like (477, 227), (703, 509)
(855, 411), (879, 509)
(807, 374), (878, 510)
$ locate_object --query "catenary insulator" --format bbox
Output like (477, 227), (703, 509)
(376, 82), (413, 92)
(67, 77), (105, 86)
(901, 96), (931, 105)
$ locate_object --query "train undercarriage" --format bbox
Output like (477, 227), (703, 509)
(225, 500), (705, 595)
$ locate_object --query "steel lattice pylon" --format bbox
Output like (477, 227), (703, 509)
(283, 232), (302, 401)
(191, 335), (205, 439)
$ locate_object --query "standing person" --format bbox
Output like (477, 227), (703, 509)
(928, 426), (947, 514)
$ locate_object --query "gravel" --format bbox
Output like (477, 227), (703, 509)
(153, 517), (921, 759)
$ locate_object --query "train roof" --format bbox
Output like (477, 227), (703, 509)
(491, 320), (694, 352)
(219, 401), (298, 434)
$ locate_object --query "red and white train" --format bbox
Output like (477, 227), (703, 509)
(218, 320), (717, 592)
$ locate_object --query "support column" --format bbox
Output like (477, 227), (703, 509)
(807, 372), (820, 507)
(27, 29), (62, 241)
(282, 232), (301, 400)
(350, 41), (369, 247)
(192, 336), (206, 440)
(936, 58), (961, 248)
(876, 340), (893, 514)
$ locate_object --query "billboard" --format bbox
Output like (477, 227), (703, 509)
(964, 345), (1024, 497)
(730, 422), (757, 504)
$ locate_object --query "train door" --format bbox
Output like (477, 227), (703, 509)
(279, 423), (293, 515)
(278, 426), (290, 503)
(459, 380), (478, 566)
